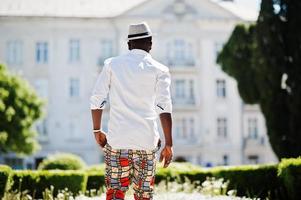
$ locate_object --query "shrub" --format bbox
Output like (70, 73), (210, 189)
(0, 165), (12, 198)
(38, 153), (86, 170)
(278, 158), (301, 200)
(86, 171), (105, 192)
(211, 164), (286, 199)
(11, 170), (87, 198)
(85, 164), (105, 191)
(155, 162), (210, 186)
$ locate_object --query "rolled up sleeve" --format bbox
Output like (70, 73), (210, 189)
(90, 59), (111, 110)
(155, 69), (173, 114)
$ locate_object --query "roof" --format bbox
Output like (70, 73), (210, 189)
(0, 0), (147, 18)
(0, 0), (258, 21)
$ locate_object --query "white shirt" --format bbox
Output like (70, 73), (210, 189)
(90, 49), (172, 150)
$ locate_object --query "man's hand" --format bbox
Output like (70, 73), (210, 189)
(159, 145), (173, 168)
(94, 131), (107, 148)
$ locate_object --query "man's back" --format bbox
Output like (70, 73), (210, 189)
(91, 22), (173, 200)
(90, 49), (172, 150)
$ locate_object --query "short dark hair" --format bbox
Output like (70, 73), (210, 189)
(129, 36), (152, 45)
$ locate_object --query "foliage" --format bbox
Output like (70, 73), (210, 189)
(2, 160), (301, 199)
(217, 0), (301, 159)
(155, 162), (210, 188)
(2, 189), (32, 200)
(0, 165), (12, 198)
(0, 64), (44, 155)
(200, 177), (231, 196)
(85, 171), (105, 192)
(211, 164), (286, 199)
(10, 170), (87, 199)
(278, 158), (301, 200)
(38, 153), (86, 170)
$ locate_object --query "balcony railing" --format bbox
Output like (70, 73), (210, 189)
(172, 97), (195, 106)
(166, 59), (195, 67)
(243, 136), (265, 147)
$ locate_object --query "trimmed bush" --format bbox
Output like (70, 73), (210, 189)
(3, 159), (301, 200)
(0, 165), (12, 198)
(211, 164), (286, 200)
(155, 162), (210, 185)
(85, 164), (105, 191)
(38, 153), (86, 170)
(11, 170), (87, 198)
(278, 158), (301, 200)
(86, 171), (105, 192)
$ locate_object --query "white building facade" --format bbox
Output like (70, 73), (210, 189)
(0, 0), (277, 169)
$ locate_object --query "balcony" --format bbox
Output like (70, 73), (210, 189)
(164, 58), (197, 73)
(167, 59), (195, 67)
(172, 97), (198, 110)
(243, 136), (266, 155)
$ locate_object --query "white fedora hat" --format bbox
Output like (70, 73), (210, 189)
(127, 22), (153, 41)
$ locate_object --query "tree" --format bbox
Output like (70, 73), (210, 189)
(0, 64), (44, 155)
(217, 0), (301, 159)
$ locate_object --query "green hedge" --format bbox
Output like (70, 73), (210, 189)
(38, 153), (86, 170)
(155, 162), (287, 199)
(11, 170), (87, 198)
(278, 158), (301, 200)
(211, 164), (286, 199)
(0, 165), (12, 198)
(85, 164), (105, 191)
(155, 162), (210, 184)
(1, 158), (301, 200)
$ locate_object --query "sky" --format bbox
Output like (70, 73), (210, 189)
(238, 0), (261, 11)
(213, 0), (262, 20)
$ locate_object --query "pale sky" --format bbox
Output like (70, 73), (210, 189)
(213, 0), (261, 20)
(237, 0), (261, 11)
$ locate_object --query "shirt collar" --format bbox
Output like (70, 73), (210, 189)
(129, 49), (151, 57)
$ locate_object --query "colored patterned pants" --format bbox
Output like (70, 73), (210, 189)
(102, 141), (161, 200)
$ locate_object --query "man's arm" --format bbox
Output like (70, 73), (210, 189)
(91, 109), (107, 147)
(159, 113), (173, 168)
(155, 69), (173, 168)
(90, 59), (111, 148)
(159, 113), (172, 147)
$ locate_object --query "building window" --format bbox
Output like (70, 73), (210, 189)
(189, 80), (195, 99)
(69, 78), (80, 98)
(196, 155), (202, 165)
(36, 119), (48, 136)
(217, 117), (227, 138)
(69, 120), (81, 138)
(215, 42), (223, 59)
(173, 79), (195, 105)
(174, 117), (195, 140)
(101, 39), (113, 59)
(189, 118), (195, 139)
(216, 79), (226, 98)
(97, 39), (113, 65)
(248, 118), (258, 139)
(4, 157), (23, 169)
(223, 155), (229, 166)
(69, 39), (80, 62)
(34, 79), (48, 99)
(175, 80), (186, 99)
(6, 40), (23, 65)
(166, 39), (194, 66)
(36, 42), (48, 64)
(248, 155), (259, 164)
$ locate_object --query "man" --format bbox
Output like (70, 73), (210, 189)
(90, 22), (173, 200)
